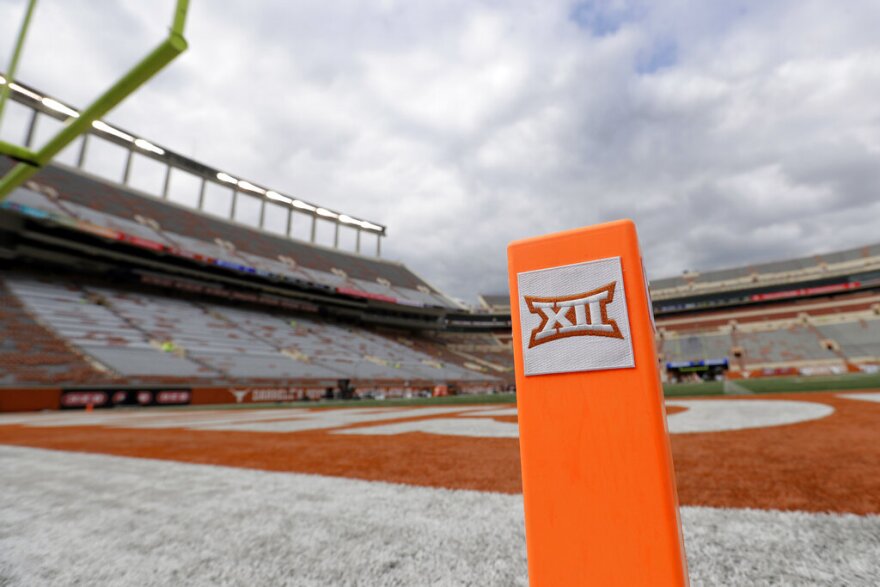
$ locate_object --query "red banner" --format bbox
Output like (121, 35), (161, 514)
(117, 233), (167, 251)
(336, 287), (398, 304)
(750, 281), (860, 302)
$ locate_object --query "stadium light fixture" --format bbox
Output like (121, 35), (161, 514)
(237, 180), (265, 194)
(292, 200), (317, 212)
(360, 221), (383, 232)
(266, 190), (293, 204)
(92, 120), (134, 142)
(9, 82), (40, 101)
(134, 138), (165, 155)
(41, 97), (79, 118)
(2, 76), (389, 238)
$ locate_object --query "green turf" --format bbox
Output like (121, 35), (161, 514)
(723, 372), (880, 393)
(662, 381), (725, 397)
(663, 372), (880, 397)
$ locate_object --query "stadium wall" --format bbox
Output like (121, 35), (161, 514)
(0, 388), (60, 412)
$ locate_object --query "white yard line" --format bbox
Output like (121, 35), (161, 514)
(336, 417), (520, 438)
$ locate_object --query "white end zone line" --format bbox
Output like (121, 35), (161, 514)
(0, 400), (839, 437)
(0, 405), (502, 433)
(189, 406), (496, 432)
(337, 399), (836, 437)
(837, 392), (880, 404)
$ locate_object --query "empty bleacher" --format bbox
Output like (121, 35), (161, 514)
(5, 276), (211, 380)
(0, 271), (495, 386)
(0, 277), (109, 386)
(736, 324), (838, 366)
(662, 331), (732, 363)
(816, 318), (880, 360)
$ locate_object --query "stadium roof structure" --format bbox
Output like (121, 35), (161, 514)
(0, 156), (461, 315)
(0, 75), (387, 255)
(469, 239), (880, 321)
(478, 294), (510, 311)
(650, 241), (880, 301)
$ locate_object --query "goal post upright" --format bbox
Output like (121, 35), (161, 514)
(0, 0), (38, 135)
(0, 0), (191, 200)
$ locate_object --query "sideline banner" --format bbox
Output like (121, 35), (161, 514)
(59, 388), (191, 409)
(191, 386), (327, 406)
(507, 219), (688, 586)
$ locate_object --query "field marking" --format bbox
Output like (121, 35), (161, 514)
(462, 407), (518, 417)
(186, 406), (490, 432)
(837, 392), (880, 404)
(665, 399), (834, 434)
(338, 399), (835, 437)
(336, 417), (519, 438)
(0, 399), (837, 436)
(8, 409), (308, 429)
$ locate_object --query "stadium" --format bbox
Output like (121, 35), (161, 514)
(2, 2), (880, 586)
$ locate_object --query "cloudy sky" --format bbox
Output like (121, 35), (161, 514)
(1, 0), (879, 302)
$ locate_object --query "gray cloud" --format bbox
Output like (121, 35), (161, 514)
(2, 0), (879, 302)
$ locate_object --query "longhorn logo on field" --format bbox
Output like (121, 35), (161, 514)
(524, 282), (623, 349)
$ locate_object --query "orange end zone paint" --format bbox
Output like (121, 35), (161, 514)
(507, 219), (688, 586)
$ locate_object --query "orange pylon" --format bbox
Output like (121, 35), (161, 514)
(507, 219), (688, 586)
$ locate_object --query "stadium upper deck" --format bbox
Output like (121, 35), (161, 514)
(0, 157), (456, 310)
(478, 241), (880, 318)
(650, 242), (880, 304)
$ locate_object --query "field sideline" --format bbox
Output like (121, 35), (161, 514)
(158, 371), (880, 412)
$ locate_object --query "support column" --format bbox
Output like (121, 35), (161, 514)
(23, 109), (38, 148)
(76, 134), (89, 168)
(333, 221), (340, 248)
(197, 177), (207, 210)
(258, 197), (266, 229)
(229, 188), (239, 220)
(355, 228), (361, 253)
(122, 148), (134, 184)
(286, 209), (293, 237)
(162, 165), (172, 198)
(310, 215), (317, 243)
(376, 234), (381, 257)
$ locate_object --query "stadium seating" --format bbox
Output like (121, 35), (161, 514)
(735, 324), (838, 365)
(816, 318), (880, 360)
(0, 271), (495, 386)
(0, 158), (456, 309)
(0, 278), (111, 386)
(662, 331), (732, 363)
(4, 276), (214, 380)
